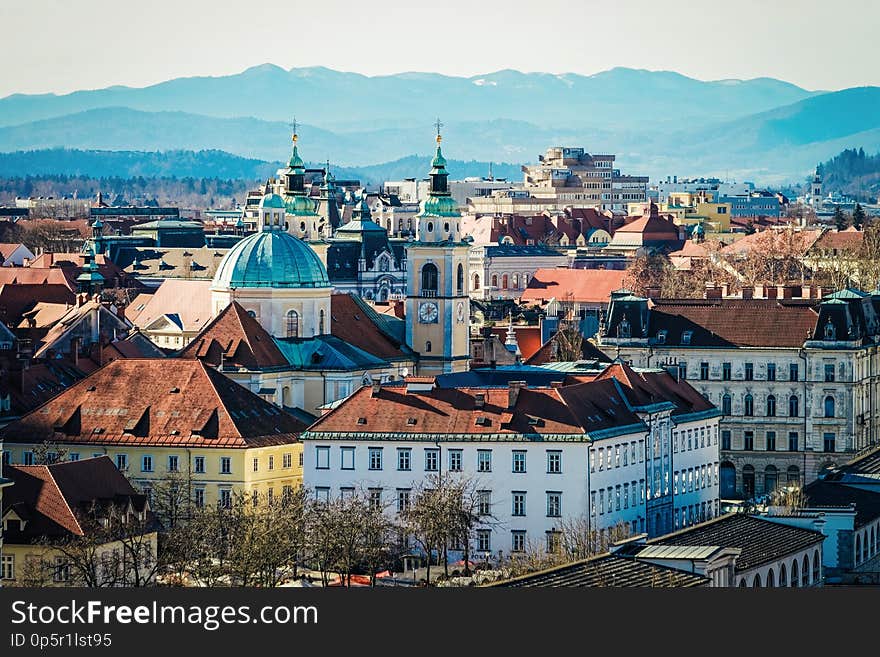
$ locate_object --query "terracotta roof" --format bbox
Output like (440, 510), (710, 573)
(330, 293), (412, 361)
(593, 362), (715, 417)
(647, 299), (819, 348)
(520, 268), (628, 305)
(178, 301), (289, 369)
(0, 283), (76, 327)
(0, 243), (27, 260)
(2, 456), (152, 542)
(612, 212), (680, 243)
(33, 300), (131, 359)
(524, 334), (612, 366)
(128, 279), (213, 334)
(18, 302), (72, 330)
(649, 514), (823, 571)
(812, 228), (864, 252)
(0, 266), (77, 291)
(720, 228), (823, 256)
(0, 359), (305, 448)
(0, 360), (87, 417)
(668, 240), (710, 258)
(491, 553), (708, 588)
(488, 325), (543, 360)
(28, 252), (135, 288)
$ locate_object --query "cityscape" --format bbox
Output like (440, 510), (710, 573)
(2, 1), (880, 592)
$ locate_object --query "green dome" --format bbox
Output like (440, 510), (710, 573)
(420, 194), (460, 217)
(259, 193), (286, 209)
(284, 193), (318, 216)
(431, 145), (447, 170)
(288, 144), (305, 170)
(212, 231), (330, 289)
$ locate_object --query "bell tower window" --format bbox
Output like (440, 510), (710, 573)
(421, 263), (438, 297)
(456, 263), (464, 296)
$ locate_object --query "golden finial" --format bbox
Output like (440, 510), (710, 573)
(435, 117), (443, 143)
(290, 117), (299, 144)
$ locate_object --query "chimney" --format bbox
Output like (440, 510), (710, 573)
(474, 392), (486, 409)
(742, 287), (753, 300)
(371, 381), (381, 397)
(508, 380), (527, 409)
(780, 285), (793, 300)
(77, 293), (87, 307)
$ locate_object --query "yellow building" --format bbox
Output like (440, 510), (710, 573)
(404, 131), (471, 375)
(656, 192), (732, 232)
(0, 359), (304, 509)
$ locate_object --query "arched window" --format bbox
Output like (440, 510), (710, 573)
(802, 555), (809, 586)
(764, 465), (778, 493)
(618, 318), (631, 338)
(766, 568), (775, 588)
(491, 274), (498, 288)
(744, 394), (754, 416)
(779, 563), (787, 587)
(286, 310), (299, 338)
(824, 319), (835, 340)
(247, 310), (256, 318)
(789, 395), (799, 417)
(425, 340), (432, 353)
(766, 395), (776, 417)
(856, 534), (863, 564)
(421, 263), (438, 295)
(456, 263), (464, 296)
(738, 579), (747, 588)
(812, 551), (820, 583)
(742, 465), (755, 498)
(791, 559), (799, 587)
(502, 274), (509, 289)
(752, 573), (761, 587)
(512, 274), (519, 290)
(319, 309), (325, 335)
(473, 274), (480, 291)
(824, 396), (835, 418)
(722, 394), (731, 415)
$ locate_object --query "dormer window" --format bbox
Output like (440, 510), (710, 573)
(681, 331), (693, 345)
(824, 319), (836, 340)
(657, 330), (667, 344)
(618, 318), (631, 339)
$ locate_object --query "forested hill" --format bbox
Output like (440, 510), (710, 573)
(818, 148), (880, 202)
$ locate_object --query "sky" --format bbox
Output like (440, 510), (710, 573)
(1, 0), (878, 98)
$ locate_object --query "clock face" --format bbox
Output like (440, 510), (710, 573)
(419, 301), (439, 323)
(456, 301), (465, 323)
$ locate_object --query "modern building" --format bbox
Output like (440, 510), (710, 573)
(302, 362), (721, 558)
(597, 289), (880, 496)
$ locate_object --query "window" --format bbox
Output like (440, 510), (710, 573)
(824, 396), (835, 418)
(219, 488), (232, 508)
(268, 455), (274, 471)
(317, 446), (331, 470)
(790, 363), (799, 381)
(420, 263), (438, 295)
(1, 554), (14, 580)
(341, 447), (355, 470)
(722, 363), (731, 381)
(823, 433), (836, 453)
(477, 450), (492, 472)
(767, 363), (776, 381)
(700, 362), (709, 380)
(766, 432), (776, 452)
(397, 448), (411, 471)
(597, 447), (604, 471)
(286, 310), (299, 338)
(744, 431), (754, 451)
(315, 487), (330, 503)
(615, 485), (621, 511)
(253, 457), (259, 472)
(299, 452), (304, 467)
(478, 490), (491, 516)
(824, 363), (835, 382)
(789, 432), (799, 452)
(425, 341), (432, 353)
(448, 449), (462, 472)
(546, 531), (561, 554)
(512, 451), (527, 473)
(339, 487), (354, 501)
(546, 492), (561, 517)
(477, 529), (491, 553)
(141, 455), (153, 473)
(116, 454), (128, 471)
(721, 394), (731, 415)
(547, 450), (562, 474)
(512, 492), (526, 516)
(721, 430), (731, 450)
(623, 483), (630, 508)
(766, 395), (776, 417)
(678, 362), (687, 380)
(511, 531), (526, 553)
(283, 453), (292, 469)
(194, 456), (205, 474)
(168, 455), (179, 472)
(194, 488), (205, 508)
(68, 453), (80, 462)
(220, 457), (232, 475)
(424, 449), (439, 472)
(1, 451), (9, 467)
(368, 447), (383, 470)
(681, 331), (692, 345)
(368, 488), (382, 510)
(456, 263), (464, 296)
(397, 489), (411, 513)
(744, 394), (754, 416)
(789, 395), (799, 417)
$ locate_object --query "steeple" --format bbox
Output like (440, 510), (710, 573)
(429, 118), (449, 196)
(504, 312), (521, 358)
(415, 120), (460, 242)
(281, 121), (318, 222)
(76, 246), (105, 295)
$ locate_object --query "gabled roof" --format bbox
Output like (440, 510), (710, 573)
(488, 325), (543, 361)
(0, 283), (76, 327)
(520, 268), (628, 305)
(28, 252), (134, 287)
(649, 514), (823, 571)
(721, 228), (823, 256)
(0, 243), (30, 261)
(0, 266), (77, 291)
(2, 456), (150, 542)
(128, 279), (213, 334)
(33, 299), (131, 359)
(331, 293), (413, 361)
(811, 228), (863, 253)
(0, 359), (306, 448)
(178, 301), (288, 369)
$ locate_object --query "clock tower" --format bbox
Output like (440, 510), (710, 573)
(405, 125), (470, 375)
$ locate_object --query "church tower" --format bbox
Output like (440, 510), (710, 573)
(282, 125), (320, 240)
(405, 123), (470, 375)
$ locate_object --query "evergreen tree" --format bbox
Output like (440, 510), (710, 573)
(853, 203), (867, 230)
(834, 205), (848, 231)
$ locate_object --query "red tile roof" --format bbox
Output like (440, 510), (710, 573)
(488, 325), (543, 360)
(520, 268), (628, 305)
(127, 279), (213, 333)
(330, 294), (411, 360)
(0, 359), (305, 448)
(812, 227), (863, 252)
(720, 228), (823, 256)
(0, 243), (28, 261)
(0, 283), (76, 326)
(0, 266), (77, 290)
(524, 334), (612, 366)
(28, 252), (134, 287)
(178, 301), (289, 369)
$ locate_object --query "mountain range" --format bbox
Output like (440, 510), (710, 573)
(0, 65), (878, 184)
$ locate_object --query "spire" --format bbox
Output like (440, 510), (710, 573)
(504, 312), (521, 358)
(429, 118), (449, 196)
(287, 117), (305, 170)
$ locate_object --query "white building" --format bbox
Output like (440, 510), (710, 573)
(302, 362), (720, 557)
(383, 178), (515, 209)
(653, 177), (754, 204)
(467, 244), (569, 300)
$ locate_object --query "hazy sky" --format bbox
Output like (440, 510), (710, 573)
(1, 0), (877, 98)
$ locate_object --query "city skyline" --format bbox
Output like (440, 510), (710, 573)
(1, 0), (878, 98)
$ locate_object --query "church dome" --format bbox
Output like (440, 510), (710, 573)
(420, 194), (460, 217)
(284, 194), (318, 216)
(212, 231), (330, 289)
(259, 193), (286, 209)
